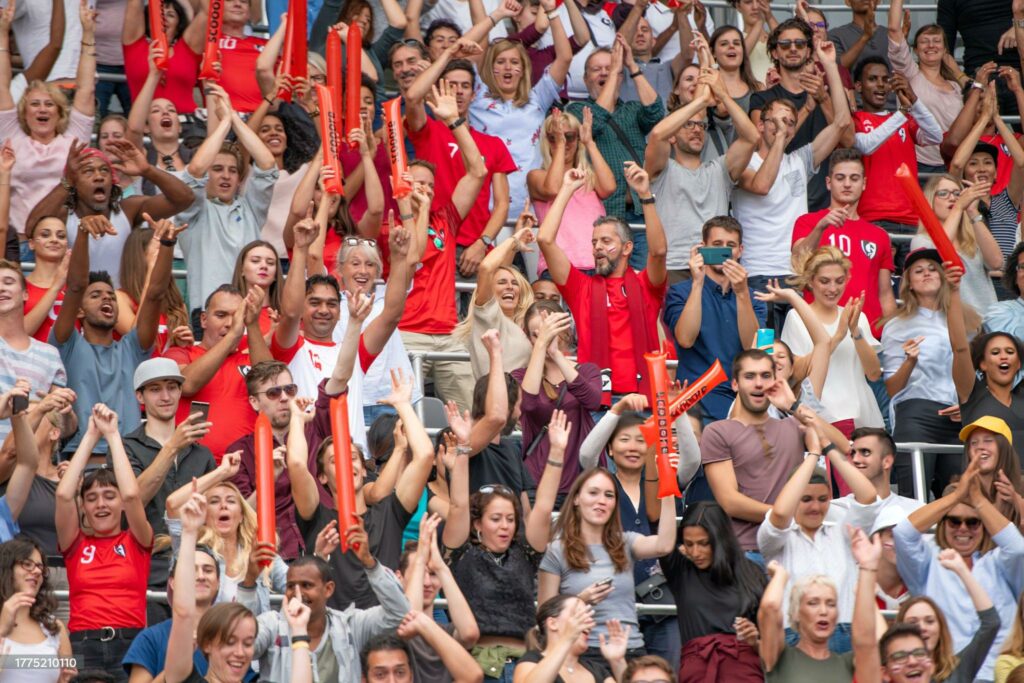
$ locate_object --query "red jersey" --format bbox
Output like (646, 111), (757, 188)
(407, 116), (517, 246)
(63, 530), (150, 632)
(559, 267), (666, 394)
(123, 37), (201, 114)
(164, 344), (256, 461)
(792, 210), (894, 337)
(398, 202), (460, 335)
(854, 111), (920, 225)
(217, 35), (267, 113)
(25, 280), (63, 343)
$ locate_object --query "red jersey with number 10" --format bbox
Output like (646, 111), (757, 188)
(217, 35), (267, 113)
(854, 110), (921, 226)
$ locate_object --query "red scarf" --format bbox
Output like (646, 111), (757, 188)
(589, 269), (657, 406)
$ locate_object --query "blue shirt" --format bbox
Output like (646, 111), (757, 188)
(663, 277), (766, 421)
(122, 618), (256, 681)
(0, 496), (18, 543)
(613, 474), (657, 587)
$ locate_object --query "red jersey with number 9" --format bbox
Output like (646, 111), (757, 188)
(63, 530), (150, 632)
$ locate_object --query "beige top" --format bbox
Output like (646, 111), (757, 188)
(468, 297), (533, 378)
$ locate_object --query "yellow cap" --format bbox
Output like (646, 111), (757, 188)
(958, 415), (1013, 445)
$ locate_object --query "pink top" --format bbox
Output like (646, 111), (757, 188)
(0, 107), (94, 238)
(261, 163), (308, 258)
(534, 187), (603, 276)
(888, 38), (962, 168)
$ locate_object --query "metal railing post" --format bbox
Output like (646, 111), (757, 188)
(411, 352), (426, 423)
(912, 448), (927, 505)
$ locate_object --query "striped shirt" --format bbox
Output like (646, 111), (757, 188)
(0, 335), (66, 443)
(987, 188), (1020, 258)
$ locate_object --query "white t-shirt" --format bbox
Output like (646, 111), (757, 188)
(643, 3), (714, 63)
(13, 0), (80, 81)
(731, 144), (817, 276)
(420, 0), (508, 40)
(566, 6), (617, 100)
(781, 306), (885, 427)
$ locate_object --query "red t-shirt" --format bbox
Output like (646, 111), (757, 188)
(792, 210), (895, 337)
(217, 35), (267, 113)
(398, 202), (460, 335)
(558, 267), (666, 394)
(63, 530), (150, 632)
(123, 37), (201, 114)
(164, 344), (256, 461)
(407, 116), (517, 246)
(24, 280), (63, 343)
(854, 111), (921, 225)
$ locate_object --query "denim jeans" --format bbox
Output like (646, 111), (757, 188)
(96, 64), (132, 119)
(640, 616), (681, 673)
(629, 227), (648, 271)
(73, 634), (135, 682)
(19, 239), (34, 264)
(363, 403), (398, 429)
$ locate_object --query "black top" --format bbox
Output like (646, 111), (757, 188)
(938, 0), (1018, 74)
(469, 438), (536, 499)
(182, 665), (207, 683)
(961, 379), (1024, 454)
(748, 84), (829, 212)
(446, 541), (541, 640)
(119, 424), (216, 537)
(660, 550), (767, 646)
(17, 476), (59, 556)
(296, 494), (412, 610)
(517, 650), (610, 682)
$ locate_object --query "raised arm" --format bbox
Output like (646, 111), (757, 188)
(53, 199), (105, 345)
(945, 265), (975, 403)
(850, 528), (883, 683)
(187, 93), (234, 177)
(325, 291), (373, 396)
(73, 0), (98, 117)
(24, 0), (65, 84)
(625, 162), (666, 286)
(165, 490), (207, 683)
(388, 374), (436, 514)
(536, 168), (587, 286)
(525, 410), (570, 553)
(55, 409), (104, 551)
(362, 224), (412, 356)
(126, 47), (167, 149)
(673, 248), (706, 349)
(448, 331), (507, 454)
(286, 399), (322, 520)
(430, 82), (488, 220)
(644, 76), (710, 179)
(398, 612), (483, 683)
(757, 561), (789, 672)
(132, 215), (181, 350)
(887, 0), (906, 44)
(767, 450), (818, 530)
(164, 452), (241, 516)
(276, 208), (318, 349)
(949, 85), (994, 179)
(811, 41), (850, 167)
(702, 68), (760, 181)
(96, 406), (153, 546)
(1, 382), (36, 520)
(177, 291), (254, 395)
(0, 2), (15, 111)
(231, 109), (276, 171)
(442, 430), (471, 549)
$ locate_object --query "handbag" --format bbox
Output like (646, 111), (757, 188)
(635, 573), (674, 624)
(524, 383), (569, 458)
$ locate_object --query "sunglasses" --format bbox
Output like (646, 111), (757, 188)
(935, 189), (962, 198)
(343, 237), (378, 248)
(547, 132), (579, 143)
(944, 515), (981, 530)
(810, 21), (827, 29)
(161, 154), (176, 172)
(777, 39), (809, 49)
(887, 647), (931, 664)
(254, 383), (299, 400)
(479, 483), (515, 495)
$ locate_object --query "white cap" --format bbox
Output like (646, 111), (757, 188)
(133, 357), (186, 391)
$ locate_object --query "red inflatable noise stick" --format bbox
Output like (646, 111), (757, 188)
(276, 0), (308, 102)
(639, 359), (727, 448)
(643, 352), (683, 499)
(253, 413), (276, 568)
(199, 0), (223, 81)
(895, 163), (964, 271)
(148, 0), (170, 71)
(330, 395), (360, 553)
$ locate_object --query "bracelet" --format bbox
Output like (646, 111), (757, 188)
(645, 478), (658, 483)
(264, 96), (275, 105)
(447, 116), (466, 131)
(291, 635), (311, 644)
(546, 10), (559, 20)
(639, 195), (656, 205)
(822, 442), (839, 454)
(0, 48), (9, 53)
(859, 566), (878, 573)
(238, 581), (256, 590)
(399, 212), (414, 220)
(970, 213), (986, 223)
(291, 641), (310, 651)
(1016, 18), (1024, 28)
(789, 399), (802, 412)
(81, 41), (95, 46)
(548, 460), (564, 468)
(851, 332), (863, 340)
(804, 451), (822, 460)
(630, 69), (643, 79)
(159, 238), (177, 247)
(455, 445), (472, 456)
(489, 14), (498, 26)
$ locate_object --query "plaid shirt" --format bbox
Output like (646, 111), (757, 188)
(566, 96), (665, 220)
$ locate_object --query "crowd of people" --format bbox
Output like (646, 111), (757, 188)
(5, 0), (1024, 681)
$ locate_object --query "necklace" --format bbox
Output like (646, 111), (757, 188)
(482, 547), (507, 566)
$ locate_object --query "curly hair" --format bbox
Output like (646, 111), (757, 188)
(553, 469), (629, 573)
(0, 538), (60, 635)
(263, 103), (320, 174)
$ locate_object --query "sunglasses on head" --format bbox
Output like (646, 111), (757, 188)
(255, 383), (299, 400)
(479, 483), (515, 496)
(944, 515), (981, 530)
(343, 237), (377, 248)
(777, 39), (809, 49)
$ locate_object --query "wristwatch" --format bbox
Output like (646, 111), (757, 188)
(447, 116), (466, 131)
(480, 234), (495, 247)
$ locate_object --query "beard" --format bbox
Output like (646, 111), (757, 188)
(737, 391), (769, 415)
(595, 254), (619, 276)
(779, 54), (812, 72)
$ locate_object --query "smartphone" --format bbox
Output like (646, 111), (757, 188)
(192, 401), (211, 422)
(755, 328), (775, 355)
(698, 246), (732, 266)
(596, 577), (614, 588)
(11, 395), (27, 415)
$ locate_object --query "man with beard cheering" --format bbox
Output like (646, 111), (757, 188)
(537, 162), (667, 406)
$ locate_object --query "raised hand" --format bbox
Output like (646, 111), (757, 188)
(379, 368), (414, 407)
(445, 401), (473, 446)
(890, 72), (916, 107)
(396, 610), (433, 639)
(753, 278), (799, 304)
(179, 484), (208, 534)
(598, 619), (630, 663)
(943, 262), (965, 291)
(91, 403), (118, 436)
(315, 519), (341, 558)
(611, 393), (648, 415)
(902, 336), (924, 361)
(562, 166), (587, 193)
(623, 161), (651, 195)
(580, 107), (594, 146)
(292, 202), (320, 249)
(80, 214), (118, 239)
(345, 290), (374, 323)
(0, 379), (29, 420)
(285, 596), (312, 633)
(0, 140), (15, 174)
(845, 294), (865, 334)
(389, 217), (412, 260)
(848, 525), (881, 570)
(563, 599), (597, 641)
(217, 450), (242, 479)
(937, 547), (970, 575)
(428, 80), (460, 123)
(142, 212), (187, 243)
(547, 409), (572, 454)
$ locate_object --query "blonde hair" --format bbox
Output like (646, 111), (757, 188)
(922, 175), (977, 258)
(455, 265), (534, 340)
(787, 574), (837, 634)
(18, 81), (70, 136)
(480, 40), (533, 107)
(1003, 594), (1024, 658)
(878, 254), (981, 331)
(198, 482), (268, 583)
(538, 112), (597, 192)
(789, 245), (851, 292)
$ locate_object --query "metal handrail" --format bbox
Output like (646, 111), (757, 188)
(897, 441), (965, 504)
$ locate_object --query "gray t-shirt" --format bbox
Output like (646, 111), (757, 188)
(620, 61), (676, 104)
(539, 532), (645, 649)
(651, 155), (735, 270)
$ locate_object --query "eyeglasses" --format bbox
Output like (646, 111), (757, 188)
(681, 120), (710, 131)
(887, 647), (931, 664)
(310, 73), (327, 85)
(479, 483), (515, 495)
(935, 189), (962, 198)
(17, 559), (45, 574)
(777, 39), (810, 49)
(343, 237), (377, 248)
(547, 132), (579, 143)
(944, 515), (982, 530)
(254, 383), (299, 400)
(810, 21), (827, 29)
